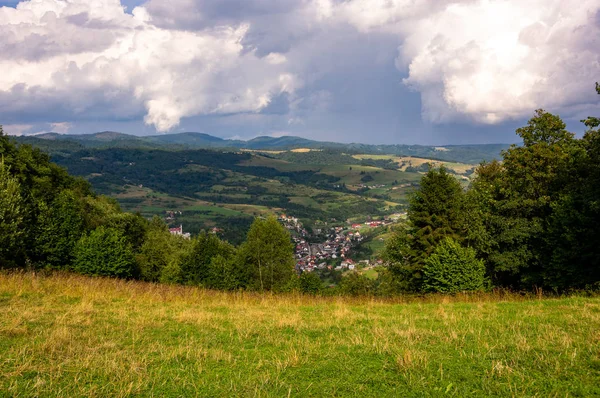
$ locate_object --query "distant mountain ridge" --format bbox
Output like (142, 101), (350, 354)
(15, 131), (511, 164)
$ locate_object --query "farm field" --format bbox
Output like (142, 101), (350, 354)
(1, 273), (599, 397)
(352, 154), (475, 174)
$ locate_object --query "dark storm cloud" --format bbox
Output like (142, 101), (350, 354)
(1, 0), (599, 144)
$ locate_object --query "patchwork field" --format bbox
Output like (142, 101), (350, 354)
(352, 154), (475, 174)
(1, 273), (599, 397)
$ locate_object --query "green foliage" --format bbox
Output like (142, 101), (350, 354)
(73, 226), (136, 278)
(383, 91), (600, 292)
(237, 216), (295, 291)
(137, 218), (190, 282)
(180, 232), (235, 286)
(34, 190), (85, 269)
(422, 238), (486, 294)
(159, 259), (183, 285)
(408, 166), (464, 262)
(0, 160), (24, 267)
(106, 212), (148, 250)
(384, 167), (465, 291)
(339, 272), (374, 296)
(381, 226), (420, 291)
(360, 174), (374, 182)
(299, 272), (322, 295)
(372, 267), (402, 297)
(204, 255), (243, 291)
(470, 110), (582, 287)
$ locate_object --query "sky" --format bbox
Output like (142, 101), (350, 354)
(0, 0), (599, 145)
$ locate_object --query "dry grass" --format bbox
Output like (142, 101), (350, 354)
(1, 272), (599, 397)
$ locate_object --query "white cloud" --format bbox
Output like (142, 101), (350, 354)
(0, 0), (598, 137)
(334, 0), (600, 124)
(0, 0), (299, 132)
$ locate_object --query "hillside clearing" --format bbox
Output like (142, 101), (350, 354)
(1, 273), (599, 397)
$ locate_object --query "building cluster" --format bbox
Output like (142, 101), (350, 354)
(169, 225), (191, 239)
(292, 224), (365, 273)
(278, 214), (308, 237)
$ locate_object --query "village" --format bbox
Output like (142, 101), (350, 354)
(164, 209), (400, 274)
(277, 214), (395, 274)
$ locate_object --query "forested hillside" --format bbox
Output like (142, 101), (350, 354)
(0, 129), (304, 291)
(16, 131), (510, 164)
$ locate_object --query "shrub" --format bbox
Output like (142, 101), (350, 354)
(160, 259), (182, 284)
(299, 272), (322, 295)
(339, 272), (374, 296)
(205, 255), (242, 291)
(73, 226), (136, 278)
(422, 238), (485, 293)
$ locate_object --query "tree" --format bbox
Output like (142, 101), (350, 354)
(488, 110), (580, 287)
(107, 212), (148, 251)
(542, 85), (600, 289)
(180, 231), (235, 286)
(34, 190), (84, 269)
(339, 272), (374, 296)
(299, 272), (322, 295)
(73, 226), (136, 278)
(385, 167), (465, 291)
(422, 238), (486, 293)
(205, 255), (243, 291)
(137, 217), (190, 282)
(0, 160), (24, 267)
(408, 166), (465, 262)
(159, 259), (183, 284)
(381, 225), (419, 291)
(237, 216), (295, 291)
(580, 82), (600, 131)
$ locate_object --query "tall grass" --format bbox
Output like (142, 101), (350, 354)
(1, 272), (599, 397)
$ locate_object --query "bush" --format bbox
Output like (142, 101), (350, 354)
(160, 259), (182, 284)
(422, 238), (485, 293)
(339, 272), (374, 296)
(299, 272), (322, 295)
(205, 255), (242, 291)
(73, 226), (136, 278)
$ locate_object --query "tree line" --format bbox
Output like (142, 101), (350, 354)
(0, 129), (305, 292)
(383, 84), (600, 292)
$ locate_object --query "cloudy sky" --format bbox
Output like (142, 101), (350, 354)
(1, 0), (599, 144)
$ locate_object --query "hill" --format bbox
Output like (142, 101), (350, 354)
(17, 132), (511, 164)
(10, 134), (484, 243)
(1, 272), (598, 397)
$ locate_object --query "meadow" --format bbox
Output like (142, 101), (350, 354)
(1, 273), (599, 397)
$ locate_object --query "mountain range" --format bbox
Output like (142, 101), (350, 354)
(15, 131), (512, 164)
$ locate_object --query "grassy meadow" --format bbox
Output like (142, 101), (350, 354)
(1, 273), (599, 397)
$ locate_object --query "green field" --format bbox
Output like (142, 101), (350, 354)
(1, 273), (599, 397)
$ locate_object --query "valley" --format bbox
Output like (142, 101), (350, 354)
(14, 132), (490, 250)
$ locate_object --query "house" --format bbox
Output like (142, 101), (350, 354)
(169, 225), (191, 239)
(169, 225), (183, 235)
